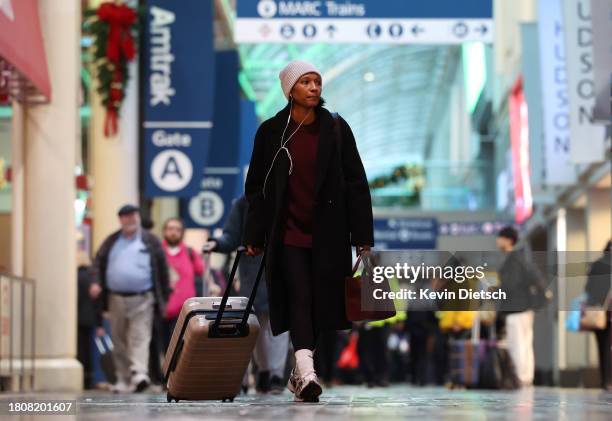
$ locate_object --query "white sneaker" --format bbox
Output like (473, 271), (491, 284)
(288, 370), (322, 403)
(131, 373), (151, 393)
(287, 368), (300, 399)
(111, 380), (130, 394)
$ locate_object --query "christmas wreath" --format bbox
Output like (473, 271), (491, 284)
(84, 1), (140, 137)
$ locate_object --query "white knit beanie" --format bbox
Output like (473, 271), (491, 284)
(279, 60), (322, 100)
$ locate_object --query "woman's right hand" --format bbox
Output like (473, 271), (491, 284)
(246, 245), (263, 256)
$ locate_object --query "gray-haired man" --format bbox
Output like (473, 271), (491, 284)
(92, 204), (170, 393)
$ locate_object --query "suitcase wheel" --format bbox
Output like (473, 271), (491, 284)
(166, 393), (179, 403)
(222, 397), (235, 403)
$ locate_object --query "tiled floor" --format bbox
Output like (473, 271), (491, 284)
(1, 386), (612, 420)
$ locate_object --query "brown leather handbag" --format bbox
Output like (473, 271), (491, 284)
(579, 292), (611, 331)
(345, 253), (396, 322)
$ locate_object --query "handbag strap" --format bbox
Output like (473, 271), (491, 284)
(352, 251), (375, 275)
(352, 254), (362, 274)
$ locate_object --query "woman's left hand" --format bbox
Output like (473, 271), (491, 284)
(356, 245), (371, 257)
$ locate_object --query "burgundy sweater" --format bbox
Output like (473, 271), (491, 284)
(283, 119), (320, 248)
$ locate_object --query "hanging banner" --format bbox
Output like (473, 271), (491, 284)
(509, 77), (534, 224)
(143, 0), (214, 197)
(538, 0), (576, 185)
(591, 0), (612, 122)
(182, 51), (241, 230)
(236, 0), (494, 44)
(562, 0), (606, 163)
(520, 23), (545, 193)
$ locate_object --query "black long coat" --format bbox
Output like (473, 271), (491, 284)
(244, 104), (374, 336)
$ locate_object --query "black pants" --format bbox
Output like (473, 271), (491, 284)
(148, 315), (165, 385)
(358, 325), (390, 384)
(281, 245), (317, 351)
(162, 317), (178, 353)
(409, 333), (429, 385)
(315, 330), (338, 383)
(77, 326), (93, 389)
(432, 330), (449, 385)
(594, 315), (611, 389)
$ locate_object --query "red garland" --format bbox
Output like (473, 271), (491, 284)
(96, 2), (137, 137)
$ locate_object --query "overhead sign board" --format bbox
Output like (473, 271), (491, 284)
(374, 218), (438, 250)
(235, 0), (494, 44)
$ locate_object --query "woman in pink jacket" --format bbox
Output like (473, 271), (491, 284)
(161, 218), (218, 347)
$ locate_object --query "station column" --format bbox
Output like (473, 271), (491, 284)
(88, 0), (140, 251)
(12, 0), (83, 391)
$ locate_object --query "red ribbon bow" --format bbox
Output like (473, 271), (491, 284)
(97, 2), (136, 64)
(96, 2), (137, 137)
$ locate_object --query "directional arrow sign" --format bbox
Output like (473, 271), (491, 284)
(411, 25), (425, 36)
(367, 23), (382, 39)
(474, 24), (488, 35)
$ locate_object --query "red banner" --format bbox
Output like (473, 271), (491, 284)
(0, 0), (51, 99)
(509, 77), (533, 224)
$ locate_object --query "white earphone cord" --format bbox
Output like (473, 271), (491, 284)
(261, 99), (312, 198)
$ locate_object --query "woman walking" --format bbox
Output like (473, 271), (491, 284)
(244, 60), (374, 402)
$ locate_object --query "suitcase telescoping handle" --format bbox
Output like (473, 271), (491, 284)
(210, 246), (265, 336)
(241, 250), (266, 327)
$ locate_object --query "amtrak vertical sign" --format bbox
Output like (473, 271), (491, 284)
(143, 0), (214, 197)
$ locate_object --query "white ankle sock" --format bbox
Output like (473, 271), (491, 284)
(294, 349), (315, 378)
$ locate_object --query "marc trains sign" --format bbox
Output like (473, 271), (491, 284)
(235, 0), (494, 44)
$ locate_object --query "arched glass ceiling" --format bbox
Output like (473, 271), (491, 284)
(238, 44), (460, 179)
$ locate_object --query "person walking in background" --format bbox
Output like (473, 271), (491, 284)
(585, 240), (612, 391)
(244, 60), (374, 402)
(91, 204), (170, 393)
(405, 308), (438, 385)
(496, 226), (542, 387)
(77, 250), (102, 390)
(204, 195), (289, 394)
(357, 320), (391, 388)
(161, 217), (214, 350)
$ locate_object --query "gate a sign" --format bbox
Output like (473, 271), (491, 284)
(143, 0), (215, 197)
(149, 148), (194, 192)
